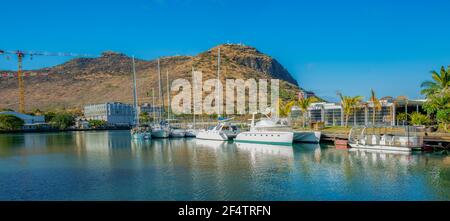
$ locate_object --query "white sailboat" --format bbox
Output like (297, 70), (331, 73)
(235, 113), (293, 145)
(130, 56), (151, 140)
(185, 66), (200, 137)
(151, 58), (170, 138)
(165, 70), (186, 138)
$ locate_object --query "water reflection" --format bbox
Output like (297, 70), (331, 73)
(0, 131), (449, 200)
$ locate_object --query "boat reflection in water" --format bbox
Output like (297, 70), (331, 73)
(236, 142), (294, 158)
(235, 142), (294, 167)
(347, 146), (416, 172)
(195, 139), (227, 149)
(349, 147), (412, 156)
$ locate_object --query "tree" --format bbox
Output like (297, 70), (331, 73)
(436, 109), (450, 131)
(88, 119), (107, 128)
(277, 100), (295, 118)
(44, 111), (56, 122)
(338, 92), (363, 128)
(0, 115), (24, 130)
(50, 113), (75, 130)
(294, 96), (318, 128)
(420, 66), (450, 130)
(396, 112), (409, 125)
(139, 111), (150, 124)
(369, 89), (381, 125)
(420, 66), (450, 96)
(409, 112), (430, 126)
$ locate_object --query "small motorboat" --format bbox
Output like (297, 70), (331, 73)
(196, 118), (240, 141)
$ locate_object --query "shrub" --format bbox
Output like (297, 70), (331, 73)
(409, 112), (430, 126)
(396, 112), (409, 124)
(88, 119), (107, 128)
(436, 109), (450, 131)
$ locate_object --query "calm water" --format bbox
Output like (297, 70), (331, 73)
(0, 130), (449, 201)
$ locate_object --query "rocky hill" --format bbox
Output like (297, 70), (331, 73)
(0, 44), (303, 111)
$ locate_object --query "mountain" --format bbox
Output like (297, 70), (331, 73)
(0, 44), (303, 111)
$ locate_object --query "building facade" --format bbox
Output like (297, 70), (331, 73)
(291, 98), (425, 127)
(84, 102), (136, 126)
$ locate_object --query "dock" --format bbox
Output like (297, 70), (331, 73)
(321, 131), (450, 150)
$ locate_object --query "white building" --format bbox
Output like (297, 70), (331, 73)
(0, 111), (47, 130)
(84, 102), (136, 126)
(290, 98), (425, 127)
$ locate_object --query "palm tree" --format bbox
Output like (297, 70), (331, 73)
(420, 66), (450, 96)
(277, 99), (295, 118)
(369, 89), (381, 125)
(338, 92), (363, 128)
(295, 96), (318, 128)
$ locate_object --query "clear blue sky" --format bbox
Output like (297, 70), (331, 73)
(1, 0), (449, 101)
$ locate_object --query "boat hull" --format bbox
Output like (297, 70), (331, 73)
(294, 131), (321, 143)
(170, 129), (186, 138)
(235, 131), (293, 146)
(196, 131), (229, 141)
(152, 129), (170, 138)
(185, 129), (200, 137)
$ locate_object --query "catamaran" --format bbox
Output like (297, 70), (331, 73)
(293, 131), (321, 143)
(130, 56), (151, 140)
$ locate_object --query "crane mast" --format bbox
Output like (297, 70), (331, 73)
(0, 49), (93, 113)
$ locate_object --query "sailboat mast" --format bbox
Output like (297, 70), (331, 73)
(157, 58), (162, 122)
(132, 56), (139, 126)
(216, 48), (221, 117)
(152, 88), (155, 124)
(192, 66), (195, 129)
(166, 70), (170, 121)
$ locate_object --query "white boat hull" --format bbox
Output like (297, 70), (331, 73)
(294, 131), (321, 143)
(185, 129), (201, 137)
(152, 129), (170, 138)
(170, 129), (186, 138)
(235, 131), (293, 145)
(196, 130), (229, 141)
(349, 143), (412, 152)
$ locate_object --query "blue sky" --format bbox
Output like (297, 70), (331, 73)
(1, 0), (449, 101)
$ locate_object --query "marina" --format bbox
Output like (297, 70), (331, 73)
(0, 130), (449, 200)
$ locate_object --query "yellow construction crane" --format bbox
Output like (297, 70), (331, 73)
(0, 49), (92, 113)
